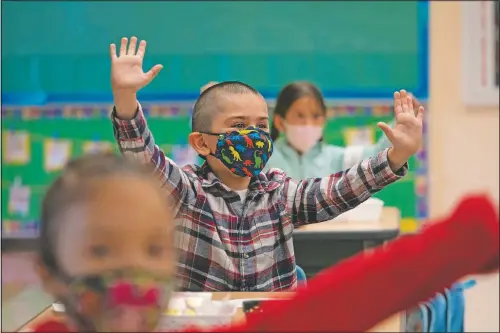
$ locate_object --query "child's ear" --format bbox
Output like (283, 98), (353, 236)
(188, 132), (211, 157)
(273, 115), (285, 133)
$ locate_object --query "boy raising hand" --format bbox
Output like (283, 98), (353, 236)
(109, 36), (423, 292)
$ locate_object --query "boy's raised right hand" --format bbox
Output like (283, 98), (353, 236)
(110, 37), (163, 119)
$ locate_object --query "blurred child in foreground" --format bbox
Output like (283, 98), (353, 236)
(33, 154), (499, 332)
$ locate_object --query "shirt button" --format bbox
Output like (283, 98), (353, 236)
(243, 253), (249, 259)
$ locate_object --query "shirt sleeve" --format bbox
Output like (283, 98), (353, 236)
(209, 195), (499, 333)
(111, 102), (193, 205)
(283, 148), (407, 227)
(32, 320), (73, 332)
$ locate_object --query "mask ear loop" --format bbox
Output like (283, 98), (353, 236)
(45, 249), (112, 333)
(195, 132), (222, 160)
(46, 264), (99, 332)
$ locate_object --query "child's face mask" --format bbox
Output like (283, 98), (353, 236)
(202, 126), (273, 177)
(284, 122), (323, 154)
(56, 268), (174, 332)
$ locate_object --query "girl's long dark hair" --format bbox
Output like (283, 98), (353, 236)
(270, 81), (327, 141)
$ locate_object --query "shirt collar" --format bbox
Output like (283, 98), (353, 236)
(196, 162), (280, 194)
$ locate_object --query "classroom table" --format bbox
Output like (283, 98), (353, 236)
(17, 292), (403, 332)
(294, 207), (401, 278)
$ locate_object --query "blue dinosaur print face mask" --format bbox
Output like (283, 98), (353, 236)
(201, 126), (273, 178)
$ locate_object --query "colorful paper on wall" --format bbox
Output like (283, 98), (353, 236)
(2, 131), (31, 165)
(8, 177), (31, 217)
(2, 219), (39, 238)
(82, 141), (114, 155)
(2, 220), (21, 234)
(343, 127), (375, 146)
(1, 103), (429, 236)
(44, 139), (72, 171)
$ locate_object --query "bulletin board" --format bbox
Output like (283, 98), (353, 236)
(2, 1), (428, 103)
(1, 103), (428, 239)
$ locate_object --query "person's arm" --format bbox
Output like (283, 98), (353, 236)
(111, 102), (192, 202)
(110, 37), (192, 204)
(282, 148), (406, 226)
(31, 320), (71, 332)
(203, 195), (499, 333)
(282, 90), (421, 226)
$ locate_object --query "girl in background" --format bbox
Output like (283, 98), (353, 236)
(267, 81), (400, 179)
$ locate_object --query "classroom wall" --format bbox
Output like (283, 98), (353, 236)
(429, 2), (499, 215)
(1, 2), (425, 99)
(428, 2), (499, 332)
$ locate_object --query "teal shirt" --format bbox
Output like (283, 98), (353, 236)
(266, 134), (392, 180)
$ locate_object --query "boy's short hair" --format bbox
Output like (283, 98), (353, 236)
(39, 153), (156, 271)
(191, 81), (260, 132)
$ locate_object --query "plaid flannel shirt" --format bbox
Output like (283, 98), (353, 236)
(112, 103), (407, 291)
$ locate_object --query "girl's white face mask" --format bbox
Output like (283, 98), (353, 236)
(284, 122), (323, 154)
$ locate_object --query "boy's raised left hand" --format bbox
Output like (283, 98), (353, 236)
(378, 90), (424, 171)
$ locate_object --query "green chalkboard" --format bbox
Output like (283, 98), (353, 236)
(1, 103), (428, 239)
(2, 2), (425, 99)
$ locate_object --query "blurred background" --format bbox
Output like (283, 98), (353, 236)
(1, 1), (498, 332)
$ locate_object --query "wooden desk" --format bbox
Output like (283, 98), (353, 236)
(19, 292), (402, 332)
(294, 207), (401, 277)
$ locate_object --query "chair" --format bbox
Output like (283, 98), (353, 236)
(405, 280), (476, 332)
(296, 265), (307, 286)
